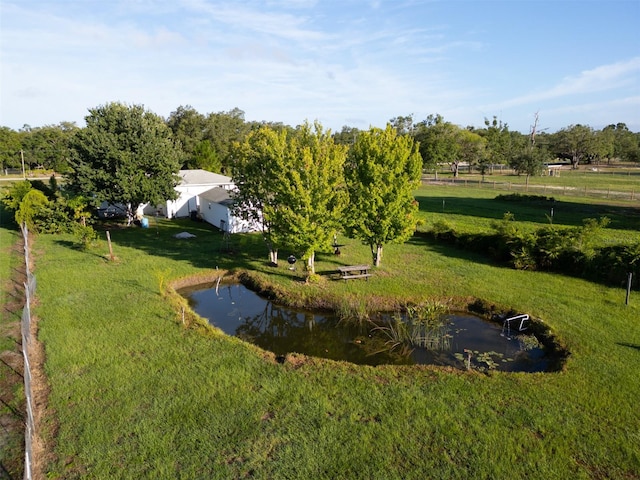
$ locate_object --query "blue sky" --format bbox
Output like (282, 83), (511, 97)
(1, 0), (639, 133)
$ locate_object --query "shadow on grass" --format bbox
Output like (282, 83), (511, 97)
(406, 231), (501, 269)
(48, 218), (264, 275)
(415, 194), (640, 231)
(616, 342), (640, 351)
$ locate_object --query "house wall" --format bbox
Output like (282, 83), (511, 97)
(200, 201), (231, 231)
(199, 199), (262, 233)
(150, 184), (230, 219)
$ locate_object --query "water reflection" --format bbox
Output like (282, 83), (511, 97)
(179, 283), (549, 372)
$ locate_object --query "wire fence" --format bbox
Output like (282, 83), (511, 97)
(20, 223), (36, 480)
(423, 177), (639, 203)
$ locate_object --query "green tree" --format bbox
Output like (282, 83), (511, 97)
(457, 129), (487, 176)
(204, 108), (250, 174)
(278, 122), (348, 273)
(389, 114), (415, 136)
(551, 124), (598, 169)
(413, 115), (461, 175)
(67, 102), (182, 224)
(480, 116), (514, 175)
(166, 105), (206, 168)
(232, 126), (289, 265)
(233, 122), (347, 274)
(15, 189), (51, 232)
(604, 123), (640, 163)
(19, 122), (78, 173)
(0, 126), (22, 171)
(510, 120), (548, 184)
(191, 140), (221, 172)
(509, 147), (546, 184)
(344, 124), (422, 267)
(1, 180), (33, 211)
(333, 125), (360, 146)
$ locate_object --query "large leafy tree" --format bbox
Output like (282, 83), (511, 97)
(166, 105), (207, 169)
(0, 126), (22, 171)
(67, 102), (182, 224)
(344, 124), (422, 267)
(551, 124), (598, 169)
(276, 122), (348, 273)
(232, 126), (288, 265)
(604, 123), (640, 163)
(413, 115), (461, 175)
(233, 122), (347, 273)
(20, 122), (78, 172)
(510, 147), (546, 184)
(204, 108), (250, 174)
(457, 129), (487, 176)
(479, 116), (514, 175)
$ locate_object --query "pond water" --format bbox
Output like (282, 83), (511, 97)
(180, 283), (549, 372)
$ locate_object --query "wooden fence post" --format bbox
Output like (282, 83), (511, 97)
(106, 231), (115, 261)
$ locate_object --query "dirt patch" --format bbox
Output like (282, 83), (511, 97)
(28, 315), (55, 480)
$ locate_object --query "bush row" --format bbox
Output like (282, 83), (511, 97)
(425, 214), (640, 289)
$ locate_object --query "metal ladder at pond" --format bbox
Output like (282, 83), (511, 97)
(500, 314), (529, 340)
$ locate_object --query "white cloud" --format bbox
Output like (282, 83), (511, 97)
(497, 57), (640, 108)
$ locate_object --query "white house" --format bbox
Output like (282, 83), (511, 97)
(142, 169), (262, 233)
(145, 169), (235, 219)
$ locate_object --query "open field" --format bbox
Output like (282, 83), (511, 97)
(8, 184), (636, 479)
(414, 184), (640, 247)
(425, 163), (640, 204)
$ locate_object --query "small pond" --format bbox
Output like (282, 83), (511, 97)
(180, 282), (550, 372)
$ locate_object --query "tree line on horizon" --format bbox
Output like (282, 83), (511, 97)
(1, 104), (639, 177)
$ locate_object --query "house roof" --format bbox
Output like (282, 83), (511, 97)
(199, 187), (235, 206)
(178, 169), (232, 186)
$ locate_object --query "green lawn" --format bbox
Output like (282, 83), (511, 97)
(16, 186), (640, 479)
(0, 207), (25, 479)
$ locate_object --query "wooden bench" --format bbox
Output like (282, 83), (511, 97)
(337, 265), (372, 280)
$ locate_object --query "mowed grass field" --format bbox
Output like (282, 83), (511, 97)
(429, 163), (640, 193)
(5, 183), (640, 479)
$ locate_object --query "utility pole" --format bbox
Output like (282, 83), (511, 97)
(20, 149), (26, 178)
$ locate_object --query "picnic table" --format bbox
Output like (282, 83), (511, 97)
(337, 264), (372, 281)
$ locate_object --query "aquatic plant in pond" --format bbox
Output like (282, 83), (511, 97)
(374, 301), (451, 351)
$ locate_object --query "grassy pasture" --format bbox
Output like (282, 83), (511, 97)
(415, 184), (640, 247)
(2, 182), (639, 478)
(25, 185), (640, 479)
(429, 162), (640, 193)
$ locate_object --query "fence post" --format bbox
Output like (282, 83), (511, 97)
(106, 231), (115, 261)
(626, 273), (632, 305)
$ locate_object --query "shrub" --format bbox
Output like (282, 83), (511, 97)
(430, 219), (457, 242)
(494, 193), (555, 204)
(15, 189), (51, 232)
